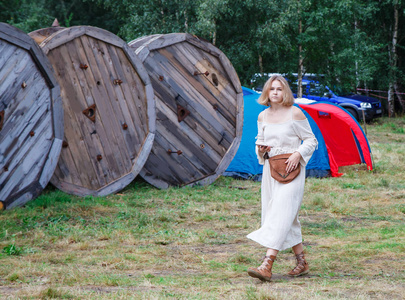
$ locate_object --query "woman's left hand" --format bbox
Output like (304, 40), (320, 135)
(285, 152), (302, 173)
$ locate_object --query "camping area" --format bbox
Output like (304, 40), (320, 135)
(0, 116), (404, 299)
(1, 1), (405, 299)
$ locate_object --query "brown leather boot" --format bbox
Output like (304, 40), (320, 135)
(288, 251), (309, 277)
(247, 255), (276, 282)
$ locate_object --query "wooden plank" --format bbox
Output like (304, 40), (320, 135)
(51, 131), (82, 188)
(72, 44), (124, 187)
(0, 23), (33, 47)
(150, 49), (236, 128)
(219, 52), (243, 93)
(81, 36), (139, 175)
(130, 132), (154, 172)
(0, 30), (31, 50)
(153, 115), (216, 175)
(92, 171), (135, 197)
(41, 27), (86, 55)
(112, 45), (150, 138)
(0, 48), (31, 106)
(121, 45), (151, 87)
(8, 118), (53, 194)
(128, 34), (162, 52)
(47, 46), (101, 189)
(80, 35), (139, 164)
(0, 84), (49, 161)
(39, 138), (62, 188)
(0, 112), (52, 199)
(156, 47), (237, 126)
(185, 34), (222, 58)
(143, 132), (204, 186)
(84, 26), (125, 48)
(0, 40), (19, 74)
(156, 99), (222, 167)
(148, 74), (228, 152)
(145, 85), (156, 134)
(104, 43), (146, 155)
(148, 73), (232, 150)
(144, 52), (235, 141)
(0, 56), (42, 118)
(69, 36), (130, 180)
(5, 193), (33, 210)
(143, 33), (187, 52)
(169, 42), (238, 105)
(51, 87), (64, 139)
(235, 93), (244, 137)
(57, 41), (113, 187)
(28, 45), (59, 89)
(28, 27), (64, 45)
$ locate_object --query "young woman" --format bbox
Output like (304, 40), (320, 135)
(247, 75), (317, 282)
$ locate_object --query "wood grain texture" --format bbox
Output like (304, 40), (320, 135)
(129, 33), (243, 189)
(38, 26), (154, 196)
(0, 22), (62, 210)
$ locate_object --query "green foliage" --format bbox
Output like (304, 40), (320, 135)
(1, 0), (405, 107)
(2, 243), (22, 256)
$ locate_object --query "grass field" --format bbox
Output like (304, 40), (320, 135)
(1, 117), (404, 299)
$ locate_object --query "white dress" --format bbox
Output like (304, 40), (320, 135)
(247, 107), (317, 251)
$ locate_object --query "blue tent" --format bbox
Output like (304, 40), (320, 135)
(224, 87), (330, 180)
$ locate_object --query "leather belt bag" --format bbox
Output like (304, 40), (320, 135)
(264, 153), (300, 184)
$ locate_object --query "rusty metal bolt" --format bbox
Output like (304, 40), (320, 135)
(194, 71), (209, 76)
(29, 131), (35, 137)
(80, 63), (88, 70)
(122, 123), (128, 130)
(62, 141), (69, 148)
(158, 75), (164, 81)
(167, 149), (182, 155)
(97, 155), (102, 161)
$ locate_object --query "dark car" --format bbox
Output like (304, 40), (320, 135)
(297, 80), (382, 122)
(251, 73), (383, 122)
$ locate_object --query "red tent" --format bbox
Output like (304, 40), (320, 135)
(299, 102), (373, 177)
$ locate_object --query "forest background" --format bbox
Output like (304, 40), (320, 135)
(1, 0), (405, 116)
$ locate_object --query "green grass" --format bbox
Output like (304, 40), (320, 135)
(0, 117), (404, 299)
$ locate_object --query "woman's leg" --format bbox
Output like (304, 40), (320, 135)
(292, 243), (303, 255)
(288, 243), (309, 276)
(266, 248), (279, 257)
(248, 248), (278, 281)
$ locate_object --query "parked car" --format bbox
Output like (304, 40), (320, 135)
(251, 73), (382, 122)
(295, 80), (382, 122)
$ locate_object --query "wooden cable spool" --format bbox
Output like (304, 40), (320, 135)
(0, 23), (63, 209)
(129, 33), (243, 188)
(29, 26), (155, 196)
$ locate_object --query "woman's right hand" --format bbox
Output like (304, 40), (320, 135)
(258, 145), (271, 153)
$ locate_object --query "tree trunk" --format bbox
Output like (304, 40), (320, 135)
(388, 1), (399, 117)
(394, 83), (405, 112)
(297, 1), (303, 98)
(259, 54), (263, 75)
(212, 19), (217, 46)
(388, 83), (395, 117)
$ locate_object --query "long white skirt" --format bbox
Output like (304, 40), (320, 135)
(247, 160), (306, 251)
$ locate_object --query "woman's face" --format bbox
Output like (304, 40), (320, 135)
(268, 80), (284, 104)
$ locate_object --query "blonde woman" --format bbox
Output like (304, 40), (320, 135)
(247, 75), (317, 282)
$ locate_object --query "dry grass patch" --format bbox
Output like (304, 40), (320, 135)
(0, 117), (404, 299)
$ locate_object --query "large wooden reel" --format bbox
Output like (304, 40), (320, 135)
(32, 26), (155, 196)
(129, 33), (243, 188)
(0, 23), (63, 209)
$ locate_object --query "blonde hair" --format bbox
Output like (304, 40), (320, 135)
(258, 75), (295, 107)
